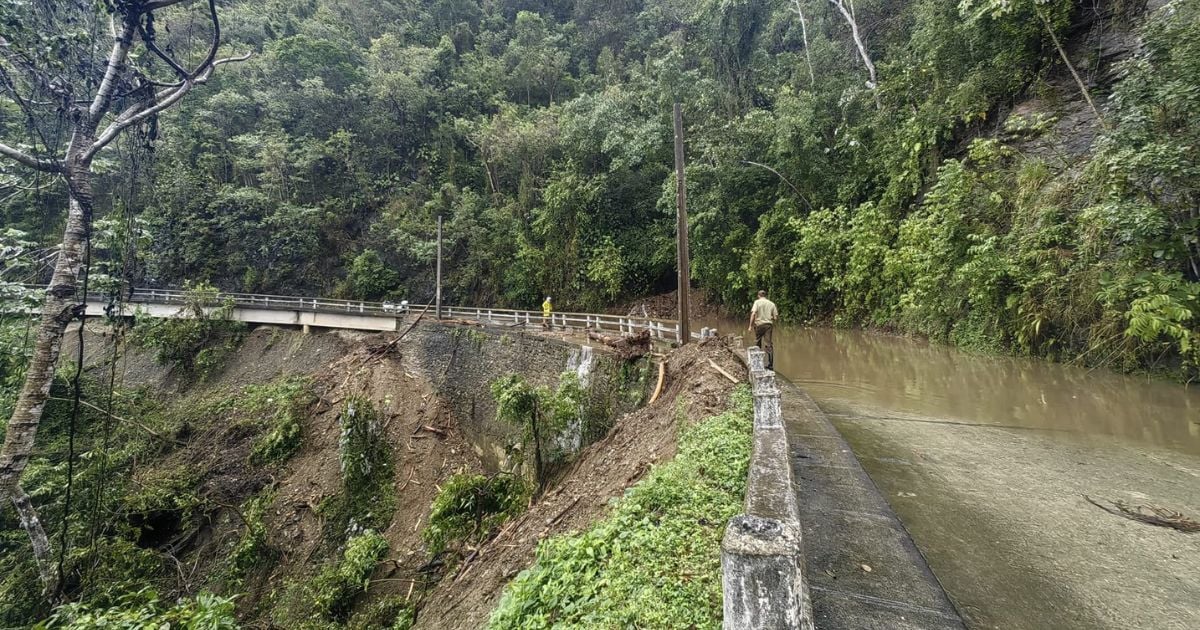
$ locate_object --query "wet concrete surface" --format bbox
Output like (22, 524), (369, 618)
(782, 380), (964, 629)
(702, 321), (1200, 629)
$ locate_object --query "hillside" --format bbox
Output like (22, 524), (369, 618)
(2, 0), (1196, 379)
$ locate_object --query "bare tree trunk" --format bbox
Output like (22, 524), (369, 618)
(792, 0), (816, 87)
(829, 0), (879, 106)
(0, 130), (95, 588)
(1037, 7), (1106, 127)
(10, 485), (57, 595)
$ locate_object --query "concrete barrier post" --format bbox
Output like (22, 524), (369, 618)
(747, 347), (766, 372)
(722, 515), (810, 630)
(723, 349), (813, 630)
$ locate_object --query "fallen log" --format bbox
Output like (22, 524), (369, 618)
(648, 361), (667, 404)
(708, 359), (740, 384)
(587, 329), (652, 360)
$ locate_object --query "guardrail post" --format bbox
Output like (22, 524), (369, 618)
(722, 516), (807, 630)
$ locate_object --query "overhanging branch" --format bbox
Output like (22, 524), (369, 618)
(85, 52), (251, 161)
(0, 143), (63, 173)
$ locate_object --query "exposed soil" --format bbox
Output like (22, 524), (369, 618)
(606, 289), (732, 321)
(66, 323), (746, 627)
(411, 337), (746, 630)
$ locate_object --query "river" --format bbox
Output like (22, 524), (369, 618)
(700, 320), (1200, 630)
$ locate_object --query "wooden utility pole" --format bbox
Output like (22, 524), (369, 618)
(673, 103), (691, 344)
(436, 215), (443, 319)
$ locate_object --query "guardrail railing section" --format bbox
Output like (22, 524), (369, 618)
(13, 284), (720, 342)
(721, 347), (813, 630)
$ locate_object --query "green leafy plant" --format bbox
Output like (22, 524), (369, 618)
(272, 531), (389, 627)
(322, 397), (396, 538)
(491, 372), (585, 490)
(36, 589), (237, 630)
(489, 386), (754, 629)
(248, 376), (316, 466)
(130, 281), (247, 377)
(224, 491), (278, 588)
(422, 474), (528, 556)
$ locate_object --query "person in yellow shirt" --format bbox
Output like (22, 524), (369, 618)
(542, 296), (553, 330)
(748, 290), (779, 370)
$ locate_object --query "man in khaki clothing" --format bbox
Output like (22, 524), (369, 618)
(748, 290), (778, 370)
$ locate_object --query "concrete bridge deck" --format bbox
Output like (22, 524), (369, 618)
(3, 285), (707, 341)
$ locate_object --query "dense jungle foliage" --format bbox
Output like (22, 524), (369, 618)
(4, 0), (1197, 378)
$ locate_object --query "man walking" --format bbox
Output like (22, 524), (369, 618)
(542, 296), (553, 330)
(748, 290), (778, 370)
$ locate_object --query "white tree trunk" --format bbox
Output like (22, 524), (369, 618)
(829, 0), (879, 105)
(0, 134), (94, 590)
(10, 485), (58, 595)
(792, 0), (817, 87)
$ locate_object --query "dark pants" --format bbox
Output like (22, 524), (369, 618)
(755, 323), (774, 370)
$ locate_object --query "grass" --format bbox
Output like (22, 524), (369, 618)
(488, 385), (754, 629)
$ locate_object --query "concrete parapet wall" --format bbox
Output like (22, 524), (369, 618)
(722, 347), (813, 629)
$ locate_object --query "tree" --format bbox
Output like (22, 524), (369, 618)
(0, 0), (248, 593)
(791, 0), (817, 87)
(828, 0), (879, 97)
(959, 0), (1105, 125)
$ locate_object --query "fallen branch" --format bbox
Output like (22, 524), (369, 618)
(708, 359), (740, 384)
(545, 496), (581, 529)
(48, 396), (179, 445)
(648, 361), (666, 404)
(1084, 495), (1200, 533)
(587, 329), (652, 360)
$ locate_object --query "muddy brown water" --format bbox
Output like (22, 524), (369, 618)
(706, 323), (1200, 454)
(700, 319), (1200, 629)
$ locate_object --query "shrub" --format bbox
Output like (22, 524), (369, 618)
(322, 397), (396, 538)
(130, 281), (246, 377)
(272, 531), (389, 627)
(247, 376), (316, 465)
(422, 474), (528, 556)
(489, 386), (754, 629)
(36, 589), (238, 630)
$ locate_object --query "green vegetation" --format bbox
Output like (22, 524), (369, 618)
(130, 282), (247, 377)
(322, 397), (397, 537)
(422, 473), (528, 556)
(3, 0), (1200, 625)
(272, 530), (390, 628)
(247, 376), (317, 465)
(224, 491), (278, 589)
(489, 385), (754, 629)
(492, 372), (585, 488)
(35, 590), (238, 630)
(2, 1), (1194, 378)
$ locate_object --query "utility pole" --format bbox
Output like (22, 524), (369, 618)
(673, 103), (691, 345)
(436, 215), (443, 319)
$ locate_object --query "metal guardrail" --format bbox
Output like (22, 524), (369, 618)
(9, 285), (712, 342)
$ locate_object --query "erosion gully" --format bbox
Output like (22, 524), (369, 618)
(699, 319), (1200, 630)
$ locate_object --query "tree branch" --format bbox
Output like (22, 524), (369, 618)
(791, 0), (816, 88)
(138, 24), (191, 80)
(85, 53), (250, 161)
(829, 0), (879, 105)
(89, 18), (139, 123)
(743, 160), (813, 211)
(0, 142), (63, 173)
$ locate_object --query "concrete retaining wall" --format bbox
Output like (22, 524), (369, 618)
(410, 323), (644, 472)
(722, 347), (813, 630)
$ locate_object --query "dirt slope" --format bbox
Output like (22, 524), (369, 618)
(412, 338), (746, 629)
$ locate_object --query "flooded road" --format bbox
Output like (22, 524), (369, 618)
(702, 320), (1200, 630)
